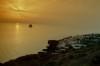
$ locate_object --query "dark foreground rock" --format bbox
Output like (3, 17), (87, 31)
(2, 33), (100, 66)
(0, 63), (3, 66)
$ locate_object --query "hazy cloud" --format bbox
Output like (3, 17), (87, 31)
(0, 0), (100, 26)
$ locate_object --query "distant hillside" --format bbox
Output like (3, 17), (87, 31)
(2, 33), (100, 66)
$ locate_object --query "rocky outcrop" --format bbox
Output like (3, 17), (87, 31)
(0, 63), (3, 66)
(2, 33), (100, 66)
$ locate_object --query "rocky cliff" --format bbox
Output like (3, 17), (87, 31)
(2, 33), (100, 66)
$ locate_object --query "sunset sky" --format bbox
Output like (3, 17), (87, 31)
(0, 0), (100, 63)
(0, 0), (100, 25)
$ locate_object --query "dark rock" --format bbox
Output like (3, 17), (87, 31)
(0, 63), (3, 66)
(3, 33), (100, 66)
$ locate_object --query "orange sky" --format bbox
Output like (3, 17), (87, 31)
(0, 0), (100, 24)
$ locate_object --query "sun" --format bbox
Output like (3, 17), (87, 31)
(11, 5), (24, 12)
(1, 0), (42, 22)
(4, 0), (28, 19)
(8, 0), (25, 12)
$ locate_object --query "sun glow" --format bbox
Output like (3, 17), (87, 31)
(3, 0), (37, 20)
(10, 0), (26, 16)
(16, 23), (20, 33)
(9, 0), (26, 12)
(9, 4), (24, 12)
(0, 0), (53, 22)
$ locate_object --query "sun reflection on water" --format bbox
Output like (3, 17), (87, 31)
(16, 23), (20, 33)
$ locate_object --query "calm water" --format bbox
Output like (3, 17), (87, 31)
(0, 23), (98, 63)
(0, 23), (72, 63)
